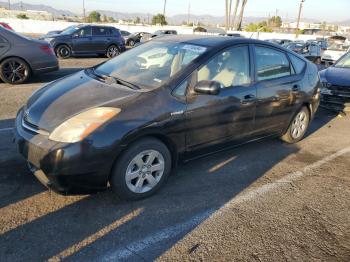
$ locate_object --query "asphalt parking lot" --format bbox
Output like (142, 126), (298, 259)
(0, 58), (349, 261)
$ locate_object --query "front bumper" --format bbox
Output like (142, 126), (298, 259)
(14, 109), (117, 194)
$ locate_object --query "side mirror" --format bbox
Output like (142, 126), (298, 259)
(72, 33), (79, 38)
(194, 80), (222, 95)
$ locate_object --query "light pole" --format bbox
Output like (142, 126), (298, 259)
(163, 0), (167, 16)
(83, 0), (86, 22)
(295, 0), (305, 38)
(8, 0), (10, 10)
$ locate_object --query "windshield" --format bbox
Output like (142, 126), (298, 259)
(61, 26), (80, 35)
(95, 40), (207, 89)
(335, 52), (350, 68)
(328, 43), (349, 51)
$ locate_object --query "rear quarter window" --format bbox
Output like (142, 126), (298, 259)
(288, 53), (306, 74)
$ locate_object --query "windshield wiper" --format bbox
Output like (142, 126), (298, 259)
(89, 68), (140, 90)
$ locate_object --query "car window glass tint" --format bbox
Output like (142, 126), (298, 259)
(198, 46), (250, 88)
(256, 46), (291, 81)
(95, 41), (206, 89)
(79, 27), (91, 37)
(288, 53), (306, 74)
(93, 27), (107, 36)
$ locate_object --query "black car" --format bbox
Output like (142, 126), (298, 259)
(125, 32), (152, 46)
(152, 30), (177, 38)
(0, 27), (58, 84)
(43, 25), (126, 59)
(14, 36), (320, 200)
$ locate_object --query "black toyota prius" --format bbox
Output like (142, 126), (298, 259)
(14, 35), (320, 200)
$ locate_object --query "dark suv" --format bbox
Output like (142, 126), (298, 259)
(43, 25), (126, 59)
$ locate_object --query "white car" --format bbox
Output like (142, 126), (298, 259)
(321, 43), (350, 64)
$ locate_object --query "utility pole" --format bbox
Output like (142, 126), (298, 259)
(83, 0), (86, 22)
(231, 0), (240, 30)
(295, 0), (305, 38)
(8, 0), (10, 10)
(187, 2), (190, 25)
(163, 0), (167, 16)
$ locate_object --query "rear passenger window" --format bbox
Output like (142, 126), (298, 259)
(255, 46), (291, 81)
(93, 27), (108, 36)
(288, 53), (306, 74)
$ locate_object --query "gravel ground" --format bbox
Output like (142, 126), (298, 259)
(0, 58), (349, 261)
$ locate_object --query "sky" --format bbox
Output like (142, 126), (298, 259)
(10, 0), (350, 22)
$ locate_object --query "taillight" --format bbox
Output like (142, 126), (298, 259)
(40, 45), (54, 55)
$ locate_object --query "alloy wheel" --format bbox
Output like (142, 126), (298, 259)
(125, 150), (165, 194)
(291, 111), (308, 139)
(57, 46), (71, 58)
(2, 60), (28, 84)
(107, 46), (119, 58)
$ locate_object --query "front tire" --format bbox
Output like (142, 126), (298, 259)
(281, 106), (310, 144)
(56, 45), (71, 59)
(0, 57), (30, 84)
(110, 138), (172, 200)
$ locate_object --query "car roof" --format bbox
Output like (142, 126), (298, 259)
(153, 35), (276, 48)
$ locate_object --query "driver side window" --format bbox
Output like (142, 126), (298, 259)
(197, 46), (250, 88)
(78, 27), (91, 37)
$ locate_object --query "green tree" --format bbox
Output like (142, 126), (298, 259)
(87, 11), (101, 23)
(245, 22), (272, 32)
(108, 17), (116, 23)
(152, 13), (167, 25)
(102, 14), (108, 22)
(135, 16), (141, 24)
(16, 13), (29, 19)
(268, 16), (282, 27)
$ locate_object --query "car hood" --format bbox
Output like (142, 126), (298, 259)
(25, 71), (141, 132)
(321, 66), (350, 87)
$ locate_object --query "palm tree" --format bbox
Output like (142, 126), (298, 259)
(231, 0), (240, 30)
(225, 0), (229, 30)
(236, 0), (248, 31)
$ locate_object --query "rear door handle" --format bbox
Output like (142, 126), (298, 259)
(241, 94), (256, 105)
(292, 84), (300, 92)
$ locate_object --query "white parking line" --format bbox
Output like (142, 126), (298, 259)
(219, 146), (350, 209)
(102, 209), (214, 261)
(103, 146), (350, 261)
(0, 127), (13, 133)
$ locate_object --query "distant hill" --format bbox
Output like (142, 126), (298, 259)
(334, 20), (350, 26)
(0, 1), (76, 16)
(0, 1), (348, 26)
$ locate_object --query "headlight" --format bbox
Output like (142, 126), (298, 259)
(49, 107), (121, 143)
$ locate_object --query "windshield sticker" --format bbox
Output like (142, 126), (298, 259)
(181, 45), (207, 53)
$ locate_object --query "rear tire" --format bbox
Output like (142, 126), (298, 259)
(106, 45), (120, 58)
(281, 106), (310, 144)
(56, 45), (71, 59)
(110, 138), (172, 201)
(0, 57), (30, 84)
(128, 40), (135, 47)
